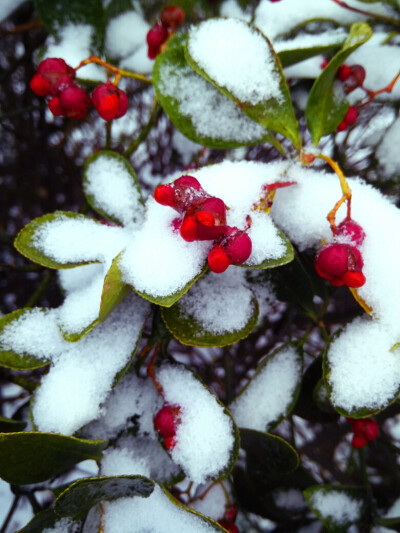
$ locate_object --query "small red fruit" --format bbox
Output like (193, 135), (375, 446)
(352, 433), (367, 449)
(365, 419), (379, 441)
(225, 228), (252, 264)
(154, 404), (181, 450)
(320, 58), (329, 69)
(154, 175), (204, 213)
(218, 522), (239, 533)
(161, 6), (185, 29)
(337, 64), (351, 81)
(30, 74), (51, 97)
(347, 417), (379, 448)
(208, 245), (231, 273)
(154, 184), (175, 207)
(343, 64), (366, 93)
(147, 23), (169, 59)
(224, 505), (238, 522)
(336, 218), (365, 246)
(315, 243), (365, 288)
(48, 96), (63, 116)
(31, 58), (75, 97)
(344, 106), (358, 126)
(337, 120), (347, 132)
(58, 85), (91, 120)
(92, 83), (128, 121)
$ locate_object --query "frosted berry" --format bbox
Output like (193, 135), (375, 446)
(57, 85), (91, 120)
(337, 64), (351, 81)
(147, 23), (169, 59)
(30, 58), (75, 97)
(92, 83), (128, 121)
(161, 5), (185, 29)
(154, 175), (203, 213)
(154, 404), (181, 450)
(337, 218), (365, 246)
(315, 243), (365, 288)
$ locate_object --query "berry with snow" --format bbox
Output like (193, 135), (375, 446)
(336, 218), (365, 246)
(161, 5), (185, 29)
(154, 404), (181, 450)
(92, 83), (128, 121)
(315, 243), (365, 288)
(180, 197), (227, 242)
(154, 175), (204, 213)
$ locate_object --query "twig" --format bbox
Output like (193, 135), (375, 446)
(331, 0), (400, 27)
(124, 100), (162, 158)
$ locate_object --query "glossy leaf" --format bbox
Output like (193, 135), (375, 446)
(278, 41), (343, 68)
(305, 22), (373, 145)
(99, 253), (130, 323)
(0, 432), (107, 484)
(154, 35), (275, 150)
(185, 19), (301, 151)
(54, 475), (155, 519)
(14, 212), (102, 269)
(303, 485), (366, 532)
(83, 150), (143, 225)
(0, 416), (26, 433)
(161, 293), (258, 347)
(0, 309), (51, 370)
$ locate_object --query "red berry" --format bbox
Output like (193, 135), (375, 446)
(196, 211), (215, 226)
(180, 214), (199, 241)
(218, 522), (239, 533)
(320, 58), (329, 69)
(58, 85), (91, 120)
(30, 74), (51, 97)
(225, 229), (252, 264)
(154, 404), (181, 438)
(315, 244), (349, 279)
(344, 106), (358, 126)
(147, 23), (169, 58)
(154, 175), (204, 213)
(208, 245), (231, 273)
(174, 175), (202, 190)
(164, 436), (177, 450)
(154, 184), (175, 207)
(352, 433), (367, 449)
(337, 64), (351, 81)
(48, 96), (63, 116)
(365, 420), (379, 442)
(224, 505), (238, 522)
(336, 218), (365, 245)
(337, 120), (347, 132)
(92, 83), (128, 120)
(343, 65), (366, 93)
(342, 271), (366, 288)
(161, 5), (185, 29)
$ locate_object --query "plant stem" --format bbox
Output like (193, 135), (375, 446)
(25, 270), (52, 307)
(331, 0), (400, 27)
(0, 494), (20, 533)
(124, 100), (162, 158)
(106, 121), (112, 149)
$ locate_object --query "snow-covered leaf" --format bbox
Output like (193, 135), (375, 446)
(161, 269), (259, 347)
(303, 485), (366, 532)
(14, 212), (120, 269)
(17, 509), (68, 533)
(83, 151), (144, 226)
(230, 344), (302, 431)
(243, 228), (294, 270)
(54, 475), (155, 519)
(154, 35), (275, 149)
(0, 308), (52, 370)
(305, 22), (373, 145)
(99, 254), (130, 323)
(0, 432), (107, 484)
(185, 18), (301, 150)
(157, 363), (240, 483)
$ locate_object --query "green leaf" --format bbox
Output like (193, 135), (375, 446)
(305, 22), (373, 145)
(17, 509), (69, 533)
(34, 0), (106, 53)
(0, 309), (51, 370)
(14, 212), (103, 269)
(278, 42), (343, 68)
(0, 416), (26, 433)
(153, 35), (275, 150)
(241, 429), (299, 478)
(303, 485), (366, 532)
(104, 0), (134, 18)
(60, 318), (100, 343)
(83, 150), (144, 225)
(377, 516), (400, 530)
(242, 229), (294, 270)
(54, 475), (155, 519)
(99, 253), (130, 323)
(0, 432), (107, 484)
(161, 293), (259, 347)
(185, 19), (301, 151)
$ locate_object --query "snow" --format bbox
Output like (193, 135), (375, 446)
(177, 269), (254, 334)
(376, 116), (400, 177)
(102, 484), (217, 533)
(191, 483), (228, 521)
(157, 55), (267, 143)
(274, 29), (347, 53)
(84, 153), (144, 226)
(105, 11), (150, 59)
(43, 518), (81, 533)
(230, 345), (302, 431)
(0, 0), (27, 23)
(187, 18), (282, 105)
(274, 488), (307, 511)
(308, 488), (362, 524)
(44, 24), (105, 81)
(158, 364), (236, 483)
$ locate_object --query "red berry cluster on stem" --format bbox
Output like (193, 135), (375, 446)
(153, 403), (181, 450)
(154, 176), (252, 274)
(347, 417), (379, 449)
(147, 5), (185, 59)
(315, 218), (366, 288)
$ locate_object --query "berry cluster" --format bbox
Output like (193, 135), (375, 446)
(218, 504), (239, 533)
(146, 5), (185, 59)
(336, 63), (366, 132)
(315, 218), (366, 288)
(347, 417), (379, 449)
(153, 403), (181, 450)
(154, 176), (252, 273)
(30, 58), (129, 121)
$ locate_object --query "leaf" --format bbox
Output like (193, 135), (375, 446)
(0, 416), (26, 432)
(83, 150), (144, 226)
(14, 212), (104, 269)
(17, 509), (68, 533)
(278, 41), (343, 68)
(0, 432), (107, 484)
(303, 485), (366, 532)
(54, 475), (155, 519)
(161, 292), (259, 348)
(242, 229), (294, 270)
(99, 253), (130, 323)
(377, 516), (400, 530)
(153, 35), (275, 150)
(305, 22), (373, 145)
(0, 309), (51, 370)
(241, 429), (299, 479)
(230, 343), (303, 431)
(185, 19), (301, 151)
(34, 0), (106, 52)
